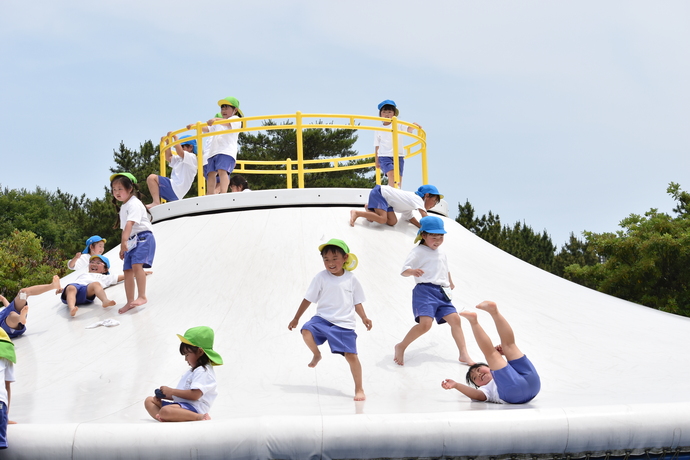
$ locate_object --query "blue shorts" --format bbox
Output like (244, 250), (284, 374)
(367, 185), (393, 213)
(60, 284), (95, 305)
(412, 283), (457, 324)
(0, 301), (26, 339)
(158, 175), (179, 202)
(203, 164), (219, 182)
(379, 156), (404, 176)
(0, 401), (7, 449)
(301, 316), (357, 355)
(206, 154), (236, 174)
(161, 400), (198, 413)
(492, 355), (541, 404)
(124, 231), (156, 270)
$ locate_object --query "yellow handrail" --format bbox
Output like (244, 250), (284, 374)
(159, 112), (427, 196)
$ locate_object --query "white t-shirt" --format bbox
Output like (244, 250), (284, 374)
(67, 253), (91, 271)
(304, 270), (366, 330)
(401, 244), (450, 286)
(379, 185), (425, 223)
(477, 379), (505, 404)
(72, 272), (120, 289)
(119, 196), (153, 235)
(0, 358), (15, 405)
(374, 124), (406, 157)
(172, 364), (218, 414)
(208, 116), (241, 159)
(169, 152), (198, 200)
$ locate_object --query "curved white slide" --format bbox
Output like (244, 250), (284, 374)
(6, 188), (690, 459)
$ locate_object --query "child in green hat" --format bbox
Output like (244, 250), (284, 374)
(0, 329), (16, 449)
(145, 326), (223, 422)
(288, 239), (373, 401)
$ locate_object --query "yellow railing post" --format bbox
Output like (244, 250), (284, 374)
(286, 158), (292, 189)
(295, 111), (305, 189)
(159, 135), (167, 177)
(391, 117), (401, 188)
(420, 130), (428, 185)
(195, 125), (206, 196)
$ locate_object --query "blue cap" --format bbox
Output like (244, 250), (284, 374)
(179, 135), (198, 154)
(415, 216), (447, 243)
(82, 235), (106, 254)
(90, 255), (111, 274)
(378, 99), (399, 116)
(415, 184), (444, 200)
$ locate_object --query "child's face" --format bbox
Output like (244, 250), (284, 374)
(423, 233), (444, 250)
(470, 365), (493, 387)
(220, 104), (237, 118)
(88, 258), (108, 274)
(181, 144), (194, 152)
(183, 347), (204, 368)
(423, 194), (440, 210)
(322, 250), (348, 276)
(112, 181), (133, 203)
(380, 108), (396, 120)
(91, 241), (105, 255)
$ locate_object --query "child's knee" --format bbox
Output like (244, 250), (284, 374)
(344, 352), (359, 363)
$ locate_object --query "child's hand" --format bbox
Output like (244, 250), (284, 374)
(145, 271), (154, 276)
(119, 248), (126, 260)
(441, 379), (457, 390)
(287, 319), (299, 331)
(160, 386), (174, 399)
(495, 344), (504, 355)
(362, 318), (373, 331)
(410, 268), (424, 277)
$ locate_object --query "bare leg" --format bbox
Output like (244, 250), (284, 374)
(344, 353), (365, 401)
(218, 170), (230, 194)
(21, 275), (62, 298)
(206, 172), (218, 195)
(5, 304), (29, 329)
(119, 270), (135, 314)
(385, 210), (398, 226)
(146, 174), (161, 209)
(476, 301), (524, 361)
(301, 330), (322, 367)
(459, 311), (506, 371)
(386, 170), (402, 189)
(350, 208), (388, 226)
(394, 316), (433, 365)
(158, 404), (207, 422)
(444, 313), (475, 365)
(87, 283), (116, 308)
(63, 285), (79, 316)
(144, 396), (162, 420)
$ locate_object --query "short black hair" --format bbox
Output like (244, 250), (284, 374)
(179, 343), (210, 370)
(379, 104), (396, 113)
(466, 362), (489, 388)
(320, 245), (346, 257)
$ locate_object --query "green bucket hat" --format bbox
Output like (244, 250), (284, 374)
(318, 238), (358, 271)
(177, 326), (223, 366)
(0, 329), (16, 364)
(217, 97), (244, 117)
(109, 172), (138, 184)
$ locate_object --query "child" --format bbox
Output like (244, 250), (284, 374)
(441, 301), (541, 404)
(187, 97), (243, 195)
(0, 329), (15, 449)
(349, 184), (442, 228)
(229, 174), (250, 192)
(67, 235), (106, 271)
(0, 276), (62, 339)
(374, 100), (421, 188)
(110, 172), (156, 314)
(394, 216), (474, 366)
(146, 133), (198, 209)
(288, 239), (372, 401)
(144, 326), (223, 422)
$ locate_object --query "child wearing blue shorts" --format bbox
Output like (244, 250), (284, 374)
(111, 173), (156, 314)
(374, 100), (421, 188)
(0, 329), (16, 448)
(0, 276), (62, 339)
(146, 133), (198, 209)
(288, 239), (373, 401)
(394, 216), (475, 367)
(442, 301), (541, 404)
(349, 184), (442, 228)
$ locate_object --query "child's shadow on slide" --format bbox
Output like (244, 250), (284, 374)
(378, 345), (458, 369)
(273, 383), (350, 399)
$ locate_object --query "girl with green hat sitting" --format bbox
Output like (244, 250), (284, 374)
(144, 326), (223, 422)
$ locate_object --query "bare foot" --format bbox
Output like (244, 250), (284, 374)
(8, 420), (16, 425)
(354, 389), (366, 401)
(51, 275), (63, 294)
(202, 413), (211, 420)
(118, 303), (136, 314)
(102, 300), (116, 308)
(18, 305), (29, 322)
(130, 297), (147, 308)
(308, 352), (322, 368)
(155, 414), (167, 422)
(349, 209), (358, 227)
(459, 311), (478, 324)
(459, 356), (476, 366)
(393, 343), (405, 366)
(69, 305), (78, 317)
(476, 300), (498, 314)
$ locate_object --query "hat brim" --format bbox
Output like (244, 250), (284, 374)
(0, 341), (16, 364)
(177, 334), (224, 366)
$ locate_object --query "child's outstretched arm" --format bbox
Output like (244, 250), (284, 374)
(288, 299), (311, 330)
(0, 295), (8, 308)
(441, 379), (487, 401)
(355, 303), (372, 331)
(448, 272), (455, 290)
(68, 252), (82, 270)
(160, 386), (202, 401)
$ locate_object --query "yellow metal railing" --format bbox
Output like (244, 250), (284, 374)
(159, 112), (427, 196)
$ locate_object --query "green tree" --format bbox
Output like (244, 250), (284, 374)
(566, 183), (690, 316)
(237, 121), (374, 189)
(552, 232), (599, 288)
(0, 230), (58, 297)
(110, 140), (160, 199)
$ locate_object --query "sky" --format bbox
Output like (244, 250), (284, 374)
(2, 1), (689, 247)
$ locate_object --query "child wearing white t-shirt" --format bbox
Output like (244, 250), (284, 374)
(288, 239), (373, 401)
(394, 216), (474, 367)
(349, 184), (442, 228)
(66, 235), (106, 271)
(146, 133), (198, 209)
(374, 99), (421, 188)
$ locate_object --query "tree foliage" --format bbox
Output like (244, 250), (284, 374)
(0, 230), (58, 297)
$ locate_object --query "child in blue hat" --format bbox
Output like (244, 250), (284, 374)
(146, 133), (198, 209)
(374, 100), (421, 188)
(394, 216), (475, 367)
(350, 184), (442, 228)
(288, 239), (373, 401)
(67, 235), (106, 271)
(0, 276), (62, 339)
